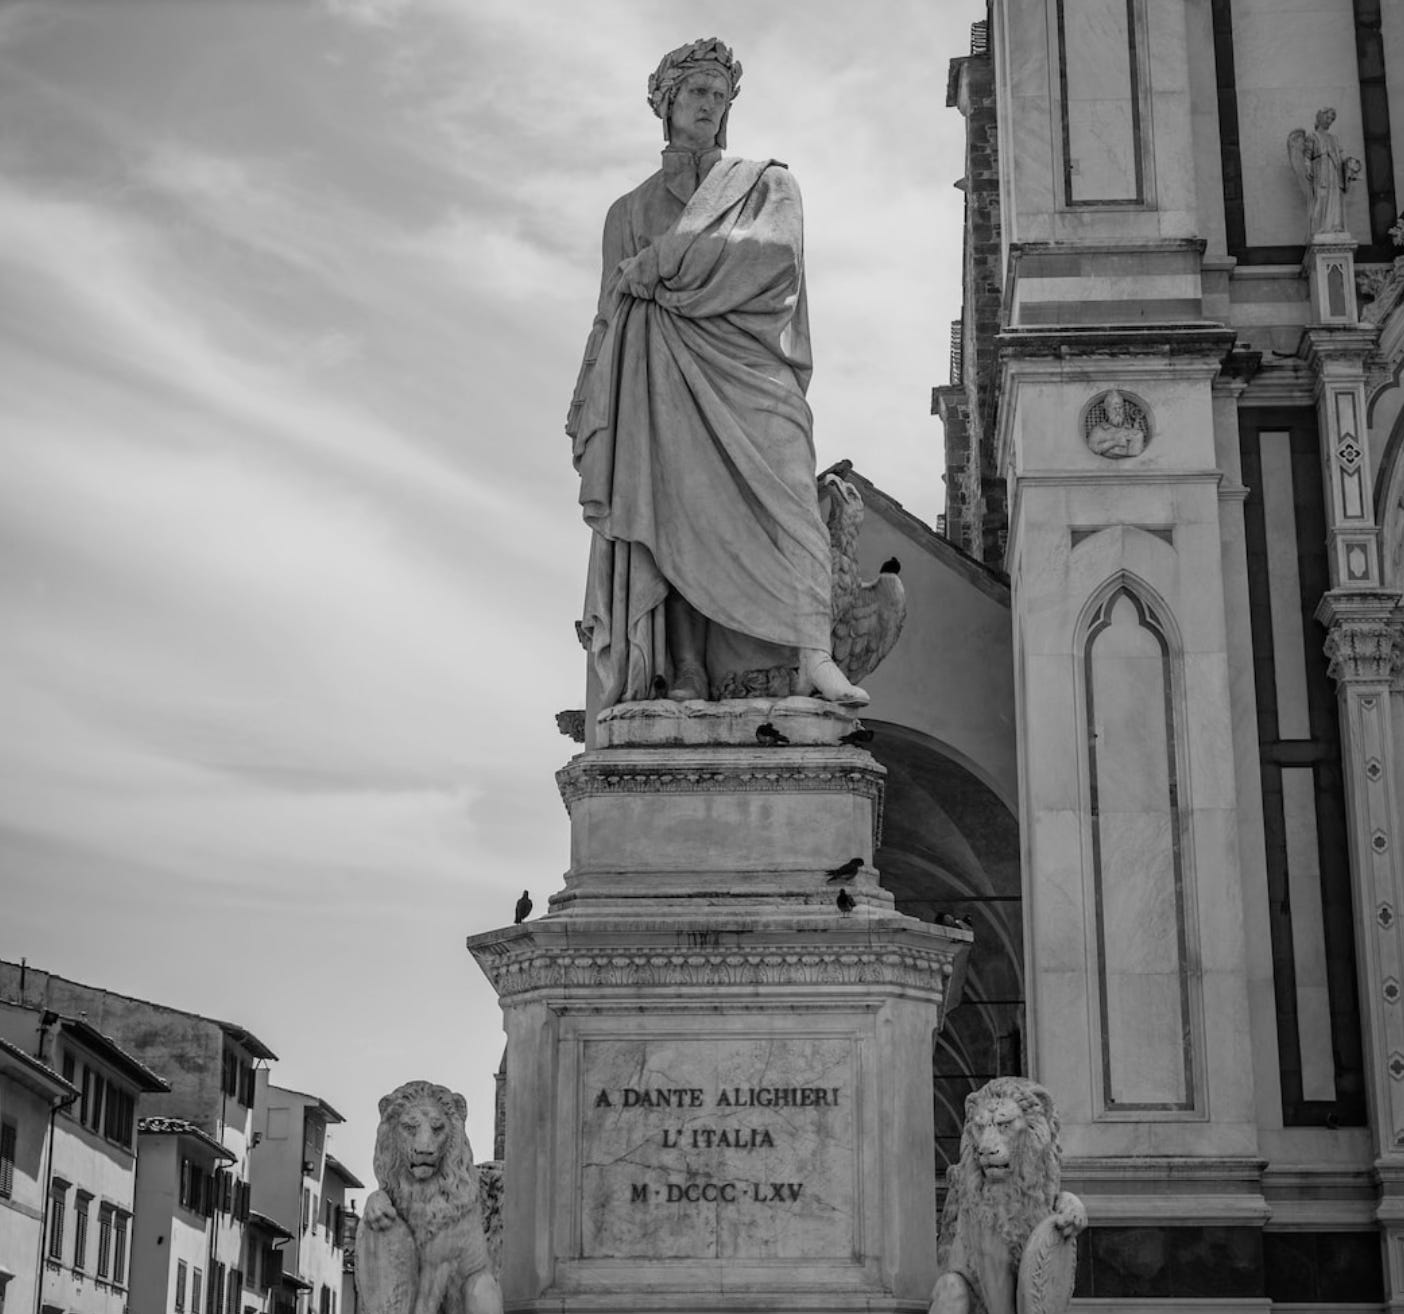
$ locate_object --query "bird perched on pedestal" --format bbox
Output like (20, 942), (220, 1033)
(826, 857), (863, 882)
(835, 888), (855, 913)
(514, 890), (532, 924)
(755, 722), (790, 747)
(821, 470), (908, 685)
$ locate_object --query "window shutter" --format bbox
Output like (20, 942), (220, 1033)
(0, 1121), (16, 1198)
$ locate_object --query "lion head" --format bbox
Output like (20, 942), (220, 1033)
(953, 1077), (1061, 1261)
(373, 1080), (479, 1240)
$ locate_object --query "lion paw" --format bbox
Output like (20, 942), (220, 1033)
(363, 1189), (400, 1232)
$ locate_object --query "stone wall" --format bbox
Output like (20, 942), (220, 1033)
(943, 14), (1007, 566)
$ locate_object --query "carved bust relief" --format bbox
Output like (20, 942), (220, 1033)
(1082, 390), (1150, 459)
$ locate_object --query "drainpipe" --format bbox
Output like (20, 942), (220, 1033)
(34, 1086), (80, 1314)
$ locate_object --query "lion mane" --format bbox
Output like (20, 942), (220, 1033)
(373, 1080), (482, 1246)
(940, 1077), (1062, 1270)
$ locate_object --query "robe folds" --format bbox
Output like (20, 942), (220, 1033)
(569, 155), (832, 707)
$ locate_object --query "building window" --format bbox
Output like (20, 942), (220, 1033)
(62, 1052), (76, 1084)
(0, 1121), (15, 1198)
(112, 1212), (128, 1286)
(301, 1188), (311, 1233)
(96, 1205), (113, 1277)
(85, 1070), (105, 1135)
(319, 1286), (330, 1314)
(258, 1245), (279, 1292)
(47, 1182), (67, 1261)
(104, 1087), (136, 1149)
(226, 1268), (241, 1314)
(222, 1050), (255, 1107)
(191, 1269), (203, 1314)
(176, 1260), (188, 1313)
(73, 1194), (91, 1271)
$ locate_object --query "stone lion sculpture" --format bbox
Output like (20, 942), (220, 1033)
(356, 1081), (503, 1314)
(929, 1078), (1086, 1314)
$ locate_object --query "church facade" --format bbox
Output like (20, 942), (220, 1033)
(913, 0), (1404, 1305)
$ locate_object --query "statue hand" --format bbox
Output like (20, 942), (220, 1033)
(618, 245), (661, 301)
(363, 1188), (400, 1232)
(1051, 1190), (1087, 1239)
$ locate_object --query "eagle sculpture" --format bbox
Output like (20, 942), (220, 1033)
(822, 468), (907, 685)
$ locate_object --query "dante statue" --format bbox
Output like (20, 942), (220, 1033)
(1287, 107), (1361, 238)
(566, 37), (869, 708)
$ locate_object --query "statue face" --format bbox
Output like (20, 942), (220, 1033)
(1316, 107), (1336, 131)
(1105, 394), (1124, 425)
(668, 70), (730, 151)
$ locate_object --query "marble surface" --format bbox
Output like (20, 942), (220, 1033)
(577, 1036), (855, 1260)
(596, 696), (859, 748)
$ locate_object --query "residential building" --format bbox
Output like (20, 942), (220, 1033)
(929, 0), (1404, 1305)
(130, 1116), (235, 1314)
(0, 965), (276, 1314)
(336, 1208), (357, 1314)
(0, 1004), (168, 1314)
(248, 1077), (361, 1314)
(240, 1210), (291, 1314)
(0, 1036), (77, 1314)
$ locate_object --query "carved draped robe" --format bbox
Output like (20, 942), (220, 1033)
(567, 149), (832, 706)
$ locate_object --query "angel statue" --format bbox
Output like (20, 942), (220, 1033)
(1287, 108), (1362, 238)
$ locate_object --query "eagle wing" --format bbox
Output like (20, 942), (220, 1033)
(1286, 128), (1313, 202)
(837, 568), (907, 685)
(823, 473), (864, 669)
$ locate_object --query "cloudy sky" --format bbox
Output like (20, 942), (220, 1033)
(0, 0), (978, 1186)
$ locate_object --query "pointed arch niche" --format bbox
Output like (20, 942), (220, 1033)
(1081, 583), (1203, 1116)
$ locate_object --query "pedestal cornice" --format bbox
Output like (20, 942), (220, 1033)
(467, 916), (970, 1009)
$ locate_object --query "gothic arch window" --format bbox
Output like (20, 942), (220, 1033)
(1082, 584), (1200, 1114)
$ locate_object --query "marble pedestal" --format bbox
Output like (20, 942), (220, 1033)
(467, 699), (970, 1314)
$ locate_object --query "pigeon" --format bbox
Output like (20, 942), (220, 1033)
(835, 888), (855, 913)
(651, 674), (668, 699)
(936, 912), (960, 928)
(838, 723), (874, 745)
(514, 890), (532, 924)
(755, 722), (790, 747)
(825, 857), (863, 881)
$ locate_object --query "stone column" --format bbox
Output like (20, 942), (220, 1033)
(1303, 310), (1404, 1307)
(1303, 329), (1387, 592)
(1315, 595), (1404, 1306)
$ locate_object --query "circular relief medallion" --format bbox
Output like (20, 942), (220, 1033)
(1083, 389), (1151, 459)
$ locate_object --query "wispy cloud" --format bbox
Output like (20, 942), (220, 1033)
(0, 0), (980, 1166)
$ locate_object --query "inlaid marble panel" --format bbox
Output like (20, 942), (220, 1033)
(1060, 0), (1141, 203)
(1086, 590), (1194, 1111)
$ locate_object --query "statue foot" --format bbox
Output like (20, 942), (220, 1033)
(668, 661), (709, 701)
(799, 649), (869, 707)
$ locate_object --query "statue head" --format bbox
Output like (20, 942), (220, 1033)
(648, 37), (741, 148)
(1315, 106), (1337, 132)
(1104, 390), (1125, 425)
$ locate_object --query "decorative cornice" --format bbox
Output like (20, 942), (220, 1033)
(559, 754), (884, 808)
(469, 941), (960, 1001)
(997, 324), (1237, 363)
